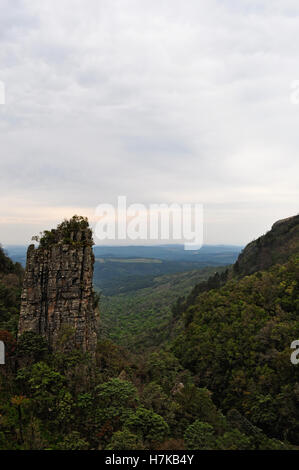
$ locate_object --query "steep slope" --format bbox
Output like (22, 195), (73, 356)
(171, 215), (299, 443)
(233, 214), (299, 276)
(175, 214), (299, 316)
(172, 255), (299, 442)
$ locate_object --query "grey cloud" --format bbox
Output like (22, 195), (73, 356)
(0, 0), (298, 245)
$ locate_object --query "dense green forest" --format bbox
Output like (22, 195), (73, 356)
(0, 216), (299, 450)
(0, 246), (24, 335)
(99, 266), (226, 350)
(172, 255), (299, 443)
(93, 258), (209, 295)
(92, 245), (241, 295)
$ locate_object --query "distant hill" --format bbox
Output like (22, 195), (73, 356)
(92, 245), (241, 295)
(2, 245), (27, 267)
(5, 244), (242, 296)
(6, 244), (242, 268)
(93, 244), (242, 263)
(93, 258), (227, 296)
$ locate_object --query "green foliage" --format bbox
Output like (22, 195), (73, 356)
(141, 382), (169, 412)
(140, 382), (180, 434)
(17, 332), (49, 363)
(184, 421), (215, 450)
(98, 265), (226, 350)
(55, 432), (89, 450)
(174, 385), (225, 435)
(143, 351), (186, 392)
(216, 428), (253, 450)
(172, 256), (299, 443)
(57, 215), (89, 233)
(124, 407), (169, 445)
(1, 222), (299, 450)
(0, 246), (24, 335)
(96, 340), (133, 381)
(95, 378), (138, 426)
(106, 429), (144, 450)
(0, 246), (23, 275)
(16, 362), (65, 410)
(34, 215), (92, 248)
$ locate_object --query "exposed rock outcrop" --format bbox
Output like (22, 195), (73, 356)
(18, 216), (98, 355)
(233, 213), (299, 276)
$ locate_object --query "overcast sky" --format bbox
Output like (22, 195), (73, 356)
(0, 0), (298, 246)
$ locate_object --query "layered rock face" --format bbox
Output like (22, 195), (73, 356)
(18, 221), (98, 355)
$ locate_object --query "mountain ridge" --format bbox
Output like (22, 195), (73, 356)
(175, 214), (299, 316)
(233, 214), (299, 276)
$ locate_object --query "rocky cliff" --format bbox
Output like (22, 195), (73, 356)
(233, 213), (299, 276)
(18, 216), (98, 355)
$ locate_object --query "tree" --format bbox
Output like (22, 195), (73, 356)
(17, 332), (49, 364)
(95, 378), (139, 435)
(175, 385), (225, 434)
(216, 429), (253, 450)
(184, 420), (215, 450)
(124, 407), (169, 445)
(16, 362), (65, 417)
(56, 431), (89, 450)
(106, 429), (144, 450)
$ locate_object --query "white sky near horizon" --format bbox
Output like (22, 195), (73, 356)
(0, 0), (298, 246)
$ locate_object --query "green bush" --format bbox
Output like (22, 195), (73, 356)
(184, 420), (215, 450)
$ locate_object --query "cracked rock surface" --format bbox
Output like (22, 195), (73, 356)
(18, 228), (97, 355)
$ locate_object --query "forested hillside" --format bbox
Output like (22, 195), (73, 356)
(0, 246), (24, 335)
(100, 266), (225, 350)
(170, 215), (299, 444)
(172, 214), (299, 320)
(0, 215), (298, 450)
(172, 255), (299, 443)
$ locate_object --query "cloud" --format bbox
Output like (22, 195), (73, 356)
(0, 0), (298, 244)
